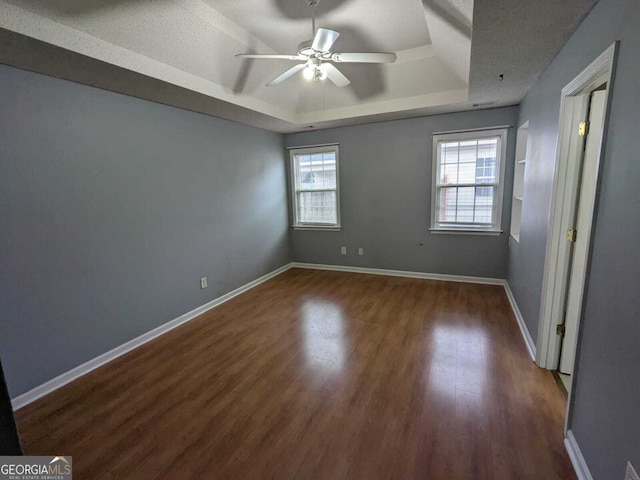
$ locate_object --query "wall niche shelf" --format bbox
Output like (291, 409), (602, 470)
(511, 121), (529, 242)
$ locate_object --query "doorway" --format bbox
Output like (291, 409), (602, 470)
(536, 43), (618, 425)
(558, 87), (607, 375)
(553, 87), (607, 396)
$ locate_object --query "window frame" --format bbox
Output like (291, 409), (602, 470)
(290, 145), (341, 230)
(430, 128), (508, 235)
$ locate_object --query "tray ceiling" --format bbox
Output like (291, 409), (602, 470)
(0, 0), (597, 132)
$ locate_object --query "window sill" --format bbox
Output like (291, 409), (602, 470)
(429, 228), (503, 236)
(292, 225), (342, 231)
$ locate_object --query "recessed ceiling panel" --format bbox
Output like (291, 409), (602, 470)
(0, 0), (602, 131)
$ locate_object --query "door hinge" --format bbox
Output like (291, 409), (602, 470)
(578, 121), (589, 137)
(566, 228), (577, 242)
(556, 324), (566, 336)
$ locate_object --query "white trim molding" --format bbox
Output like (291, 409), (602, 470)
(504, 282), (536, 361)
(11, 263), (292, 410)
(537, 42), (618, 370)
(428, 228), (503, 236)
(289, 145), (341, 230)
(565, 430), (594, 480)
(290, 262), (504, 285)
(430, 128), (509, 235)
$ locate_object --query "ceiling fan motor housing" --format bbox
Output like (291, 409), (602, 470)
(297, 40), (315, 57)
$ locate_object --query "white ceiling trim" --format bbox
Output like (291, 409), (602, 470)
(422, 0), (472, 83)
(295, 88), (469, 124)
(395, 45), (438, 64)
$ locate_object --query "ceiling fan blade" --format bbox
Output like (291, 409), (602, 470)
(236, 54), (305, 60)
(331, 52), (397, 63)
(311, 28), (340, 52)
(266, 64), (306, 86)
(322, 63), (351, 88)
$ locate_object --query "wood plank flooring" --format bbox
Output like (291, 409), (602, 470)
(15, 268), (576, 479)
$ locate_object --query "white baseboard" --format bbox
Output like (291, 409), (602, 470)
(11, 263), (292, 411)
(565, 430), (594, 480)
(290, 262), (504, 285)
(503, 281), (537, 361)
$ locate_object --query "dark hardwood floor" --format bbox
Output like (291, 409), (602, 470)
(15, 268), (575, 479)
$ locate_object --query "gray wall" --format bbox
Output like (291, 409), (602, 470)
(284, 107), (519, 278)
(507, 0), (640, 477)
(0, 65), (289, 398)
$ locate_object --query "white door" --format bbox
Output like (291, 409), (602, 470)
(559, 89), (607, 374)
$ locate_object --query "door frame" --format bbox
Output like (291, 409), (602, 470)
(537, 43), (618, 388)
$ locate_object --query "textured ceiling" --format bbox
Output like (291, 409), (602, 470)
(0, 0), (597, 132)
(469, 0), (599, 105)
(210, 0), (432, 53)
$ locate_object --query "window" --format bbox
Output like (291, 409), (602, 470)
(431, 129), (507, 233)
(290, 145), (340, 229)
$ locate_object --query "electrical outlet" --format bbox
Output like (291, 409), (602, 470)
(200, 277), (208, 289)
(626, 462), (639, 480)
(341, 246), (347, 255)
(358, 247), (364, 256)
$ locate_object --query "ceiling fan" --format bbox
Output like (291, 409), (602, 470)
(235, 2), (397, 87)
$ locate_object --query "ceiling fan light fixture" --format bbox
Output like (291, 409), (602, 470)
(303, 65), (315, 81)
(318, 65), (328, 80)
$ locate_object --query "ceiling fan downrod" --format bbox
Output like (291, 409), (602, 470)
(306, 0), (319, 37)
